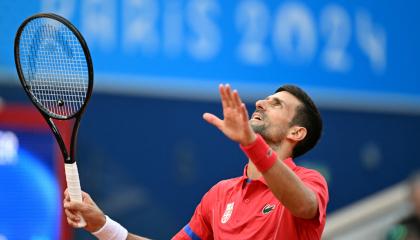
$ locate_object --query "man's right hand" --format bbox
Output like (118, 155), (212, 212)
(63, 189), (106, 232)
(203, 84), (256, 146)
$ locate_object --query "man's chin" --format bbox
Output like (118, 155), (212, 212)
(251, 123), (265, 135)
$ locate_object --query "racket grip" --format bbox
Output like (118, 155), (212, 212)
(65, 162), (87, 228)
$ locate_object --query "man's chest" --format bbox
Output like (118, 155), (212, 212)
(210, 182), (285, 239)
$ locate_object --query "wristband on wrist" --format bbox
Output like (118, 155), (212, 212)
(92, 215), (128, 240)
(240, 134), (277, 173)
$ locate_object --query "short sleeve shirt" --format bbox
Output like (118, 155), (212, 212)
(172, 158), (329, 240)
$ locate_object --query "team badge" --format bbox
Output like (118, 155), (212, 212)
(262, 204), (276, 214)
(221, 202), (234, 224)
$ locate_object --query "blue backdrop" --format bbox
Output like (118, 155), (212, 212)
(0, 127), (61, 239)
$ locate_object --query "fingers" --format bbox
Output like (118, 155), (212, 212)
(220, 84), (244, 109)
(220, 83), (245, 110)
(65, 208), (81, 222)
(67, 217), (82, 228)
(63, 189), (71, 207)
(81, 191), (93, 203)
(64, 188), (69, 200)
(205, 83), (248, 126)
(203, 113), (223, 129)
(219, 84), (230, 109)
(81, 191), (89, 198)
(65, 189), (92, 204)
(64, 189), (88, 206)
(232, 89), (243, 108)
(209, 84), (247, 120)
(232, 89), (249, 123)
(64, 200), (86, 213)
(240, 103), (249, 123)
(64, 201), (86, 228)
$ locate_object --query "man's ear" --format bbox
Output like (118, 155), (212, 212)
(287, 126), (307, 142)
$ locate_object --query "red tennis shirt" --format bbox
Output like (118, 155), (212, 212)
(172, 158), (329, 240)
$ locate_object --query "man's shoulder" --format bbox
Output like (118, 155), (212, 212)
(199, 176), (242, 203)
(206, 176), (243, 196)
(215, 176), (243, 189)
(293, 164), (329, 194)
(294, 164), (326, 180)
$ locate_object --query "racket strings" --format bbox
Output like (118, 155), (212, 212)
(18, 18), (89, 118)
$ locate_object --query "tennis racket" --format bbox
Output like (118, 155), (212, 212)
(14, 13), (93, 228)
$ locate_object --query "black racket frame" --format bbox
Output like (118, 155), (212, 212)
(14, 13), (94, 164)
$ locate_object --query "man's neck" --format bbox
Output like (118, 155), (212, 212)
(247, 161), (262, 180)
(246, 142), (293, 180)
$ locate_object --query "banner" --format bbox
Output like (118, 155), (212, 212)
(1, 0), (419, 109)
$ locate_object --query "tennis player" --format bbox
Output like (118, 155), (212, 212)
(64, 84), (329, 239)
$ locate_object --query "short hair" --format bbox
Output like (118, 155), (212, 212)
(275, 85), (323, 158)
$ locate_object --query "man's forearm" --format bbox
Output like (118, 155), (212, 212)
(263, 160), (317, 219)
(241, 135), (318, 219)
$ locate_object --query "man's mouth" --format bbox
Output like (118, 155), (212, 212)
(252, 112), (263, 121)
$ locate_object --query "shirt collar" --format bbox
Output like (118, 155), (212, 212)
(243, 157), (296, 185)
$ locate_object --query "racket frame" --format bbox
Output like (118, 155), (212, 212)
(14, 13), (94, 164)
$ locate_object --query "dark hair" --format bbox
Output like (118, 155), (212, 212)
(275, 85), (323, 158)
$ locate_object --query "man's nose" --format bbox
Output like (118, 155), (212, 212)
(255, 99), (266, 110)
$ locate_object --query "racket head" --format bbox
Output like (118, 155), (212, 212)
(14, 13), (93, 120)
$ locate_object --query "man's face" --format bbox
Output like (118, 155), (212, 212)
(250, 91), (302, 145)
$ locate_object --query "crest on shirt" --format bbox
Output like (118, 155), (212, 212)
(221, 202), (234, 224)
(262, 204), (276, 215)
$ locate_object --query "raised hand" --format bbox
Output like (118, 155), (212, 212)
(203, 84), (256, 146)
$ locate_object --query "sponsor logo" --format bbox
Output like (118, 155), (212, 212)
(266, 148), (272, 157)
(262, 204), (276, 214)
(221, 202), (234, 224)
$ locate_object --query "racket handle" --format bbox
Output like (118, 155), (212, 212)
(65, 162), (87, 228)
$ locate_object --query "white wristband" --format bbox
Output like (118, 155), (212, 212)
(92, 215), (128, 240)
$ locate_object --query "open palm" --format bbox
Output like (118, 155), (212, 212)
(203, 84), (256, 146)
